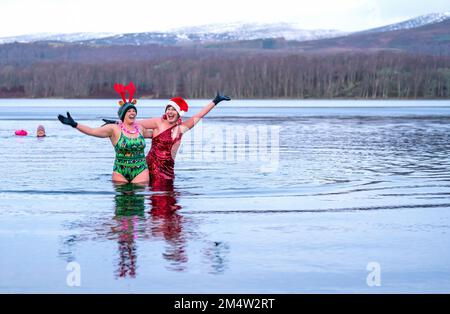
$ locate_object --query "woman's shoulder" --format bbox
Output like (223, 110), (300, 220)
(138, 123), (147, 131)
(106, 122), (120, 130)
(105, 122), (121, 136)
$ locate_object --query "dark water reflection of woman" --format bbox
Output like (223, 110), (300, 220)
(148, 182), (188, 272)
(112, 182), (190, 275)
(114, 182), (230, 275)
(59, 183), (228, 278)
(111, 183), (146, 278)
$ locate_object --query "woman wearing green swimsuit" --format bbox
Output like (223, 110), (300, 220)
(57, 82), (152, 184)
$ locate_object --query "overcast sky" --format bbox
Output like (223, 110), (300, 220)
(1, 0), (449, 37)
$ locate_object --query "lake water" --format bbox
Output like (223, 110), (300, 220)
(1, 99), (450, 293)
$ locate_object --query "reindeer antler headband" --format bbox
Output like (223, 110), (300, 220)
(114, 82), (137, 106)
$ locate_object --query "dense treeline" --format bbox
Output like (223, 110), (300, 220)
(0, 43), (449, 98)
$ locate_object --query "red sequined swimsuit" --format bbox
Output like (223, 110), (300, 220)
(146, 125), (182, 187)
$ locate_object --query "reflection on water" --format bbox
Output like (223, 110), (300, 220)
(148, 179), (187, 272)
(149, 195), (187, 272)
(58, 182), (229, 278)
(202, 241), (230, 274)
(4, 104), (450, 291)
(58, 234), (81, 263)
(112, 184), (146, 278)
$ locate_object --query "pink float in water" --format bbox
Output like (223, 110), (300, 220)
(15, 129), (28, 136)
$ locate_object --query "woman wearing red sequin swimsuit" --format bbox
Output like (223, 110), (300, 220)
(138, 93), (230, 189)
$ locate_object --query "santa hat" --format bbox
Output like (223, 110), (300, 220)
(167, 97), (188, 117)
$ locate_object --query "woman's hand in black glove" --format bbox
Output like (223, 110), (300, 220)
(213, 92), (231, 105)
(101, 118), (118, 126)
(57, 112), (78, 128)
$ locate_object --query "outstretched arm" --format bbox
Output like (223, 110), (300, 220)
(136, 117), (160, 130)
(140, 126), (153, 139)
(76, 124), (114, 138)
(180, 93), (230, 133)
(180, 101), (215, 132)
(58, 112), (114, 138)
(102, 117), (160, 130)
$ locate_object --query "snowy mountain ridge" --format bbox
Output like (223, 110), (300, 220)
(0, 12), (449, 45)
(360, 12), (450, 34)
(170, 21), (345, 41)
(0, 32), (116, 44)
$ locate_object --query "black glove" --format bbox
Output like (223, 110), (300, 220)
(102, 118), (118, 126)
(57, 112), (78, 128)
(213, 92), (231, 105)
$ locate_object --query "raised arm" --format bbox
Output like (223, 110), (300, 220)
(180, 93), (230, 133)
(76, 124), (114, 138)
(58, 112), (114, 138)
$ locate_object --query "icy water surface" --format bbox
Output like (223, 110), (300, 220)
(0, 99), (450, 293)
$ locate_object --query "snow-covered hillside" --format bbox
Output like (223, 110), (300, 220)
(1, 12), (449, 45)
(360, 12), (450, 34)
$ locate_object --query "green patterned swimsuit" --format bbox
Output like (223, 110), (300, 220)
(113, 131), (147, 182)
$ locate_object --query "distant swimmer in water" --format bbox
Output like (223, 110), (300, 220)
(36, 125), (46, 137)
(15, 129), (28, 136)
(57, 82), (152, 184)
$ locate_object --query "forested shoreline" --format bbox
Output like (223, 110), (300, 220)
(1, 43), (449, 99)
